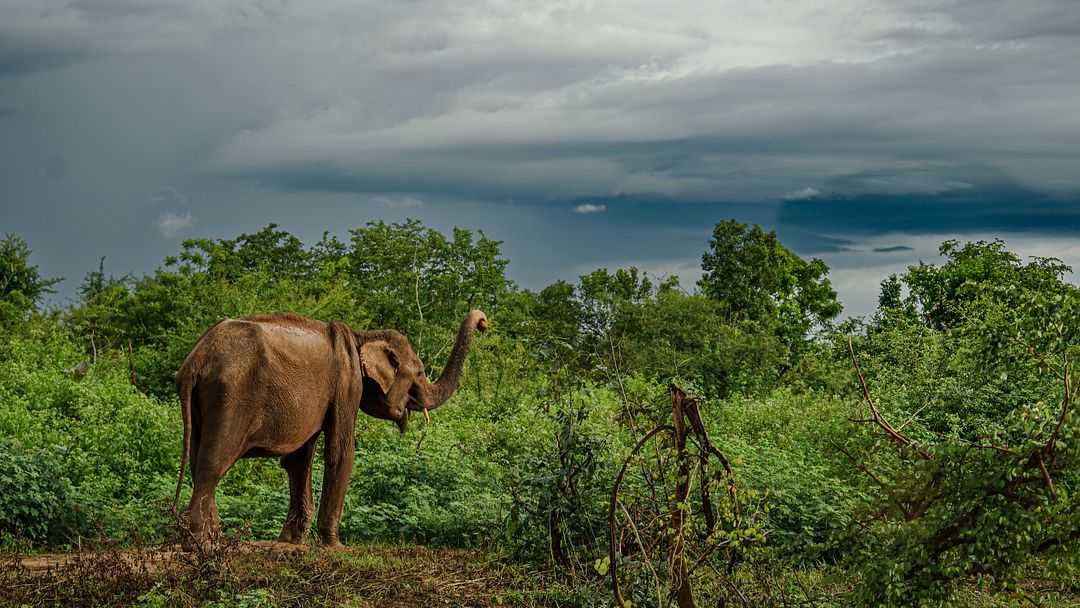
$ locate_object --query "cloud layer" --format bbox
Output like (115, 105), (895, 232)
(2, 0), (1079, 317)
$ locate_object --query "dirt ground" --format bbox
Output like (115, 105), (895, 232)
(2, 541), (551, 607)
(14, 540), (299, 573)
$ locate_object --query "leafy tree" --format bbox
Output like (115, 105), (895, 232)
(78, 257), (131, 303)
(70, 258), (135, 351)
(902, 239), (1070, 330)
(847, 277), (1080, 604)
(698, 219), (841, 344)
(855, 240), (1078, 439)
(348, 220), (511, 352)
(531, 280), (582, 348)
(632, 291), (793, 398)
(0, 234), (60, 328)
(165, 224), (312, 283)
(576, 267), (668, 338)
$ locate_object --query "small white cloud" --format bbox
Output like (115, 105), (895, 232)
(156, 211), (195, 238)
(573, 203), (606, 214)
(370, 195), (424, 208)
(783, 187), (822, 201)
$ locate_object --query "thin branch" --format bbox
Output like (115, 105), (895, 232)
(848, 337), (932, 459)
(618, 500), (665, 608)
(411, 244), (424, 352)
(609, 338), (638, 435)
(1038, 454), (1056, 500)
(896, 403), (929, 432)
(1048, 350), (1071, 463)
(976, 426), (1021, 456)
(832, 441), (888, 489)
(610, 424), (674, 608)
(706, 561), (750, 608)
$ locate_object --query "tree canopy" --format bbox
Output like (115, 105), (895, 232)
(0, 234), (60, 328)
(3, 221), (1080, 607)
(699, 219), (841, 342)
(897, 239), (1072, 329)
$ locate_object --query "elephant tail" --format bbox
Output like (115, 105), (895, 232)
(172, 374), (194, 515)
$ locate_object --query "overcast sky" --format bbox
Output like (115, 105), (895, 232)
(3, 0), (1079, 318)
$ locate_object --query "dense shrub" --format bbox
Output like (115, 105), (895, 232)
(2, 225), (1079, 606)
(0, 437), (74, 545)
(0, 324), (178, 544)
(707, 390), (865, 561)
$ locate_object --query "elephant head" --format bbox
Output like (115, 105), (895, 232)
(357, 309), (487, 429)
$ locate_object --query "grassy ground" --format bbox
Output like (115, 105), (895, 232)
(1, 542), (561, 607)
(5, 541), (1080, 607)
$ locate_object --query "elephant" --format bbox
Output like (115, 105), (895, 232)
(170, 309), (487, 549)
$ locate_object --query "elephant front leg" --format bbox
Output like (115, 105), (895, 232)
(278, 434), (319, 544)
(315, 420), (355, 549)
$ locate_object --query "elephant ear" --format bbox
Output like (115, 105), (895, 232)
(359, 340), (398, 394)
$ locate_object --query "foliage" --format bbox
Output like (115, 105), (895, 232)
(847, 278), (1080, 605)
(348, 219), (512, 351)
(0, 323), (179, 545)
(4, 224), (1080, 606)
(0, 233), (61, 328)
(699, 219), (841, 342)
(503, 393), (614, 570)
(708, 389), (865, 561)
(898, 239), (1071, 329)
(341, 421), (503, 547)
(0, 437), (73, 545)
(527, 269), (791, 399)
(165, 223), (313, 283)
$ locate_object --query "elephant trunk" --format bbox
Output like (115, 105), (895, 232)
(420, 310), (487, 410)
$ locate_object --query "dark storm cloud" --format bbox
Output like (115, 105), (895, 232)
(780, 192), (1080, 235)
(2, 0), (1079, 319)
(0, 50), (85, 75)
(210, 42), (1080, 203)
(776, 161), (1080, 236)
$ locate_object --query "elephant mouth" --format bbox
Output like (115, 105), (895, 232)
(406, 398), (430, 423)
(405, 388), (431, 422)
(406, 386), (424, 411)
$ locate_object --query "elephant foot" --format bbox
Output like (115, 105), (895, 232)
(277, 529), (310, 545)
(279, 511), (314, 544)
(179, 522), (209, 552)
(315, 530), (345, 550)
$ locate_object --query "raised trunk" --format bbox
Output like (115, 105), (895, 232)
(421, 310), (487, 409)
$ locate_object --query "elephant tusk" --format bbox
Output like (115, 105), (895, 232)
(423, 408), (430, 424)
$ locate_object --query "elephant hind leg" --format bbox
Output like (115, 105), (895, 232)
(278, 433), (319, 544)
(185, 433), (245, 549)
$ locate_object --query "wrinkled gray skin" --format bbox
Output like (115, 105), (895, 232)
(171, 310), (487, 549)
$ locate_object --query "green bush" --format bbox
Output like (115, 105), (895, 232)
(339, 419), (504, 546)
(0, 324), (179, 544)
(0, 437), (74, 545)
(708, 389), (865, 561)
